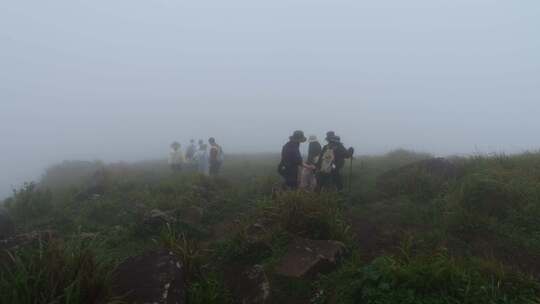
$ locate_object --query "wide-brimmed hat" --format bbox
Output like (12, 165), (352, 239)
(327, 135), (340, 143)
(308, 135), (318, 142)
(290, 130), (307, 142)
(326, 131), (337, 142)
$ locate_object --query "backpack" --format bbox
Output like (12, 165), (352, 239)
(320, 147), (335, 174)
(210, 145), (224, 163)
(277, 161), (287, 177)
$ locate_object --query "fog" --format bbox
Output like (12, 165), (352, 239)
(1, 0), (539, 198)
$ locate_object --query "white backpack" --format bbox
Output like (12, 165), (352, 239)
(320, 147), (335, 173)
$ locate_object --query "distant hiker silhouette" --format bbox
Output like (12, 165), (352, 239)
(208, 137), (224, 176)
(194, 143), (209, 175)
(185, 139), (197, 162)
(168, 142), (185, 172)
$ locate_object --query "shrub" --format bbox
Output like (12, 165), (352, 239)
(457, 174), (522, 220)
(318, 250), (540, 304)
(6, 182), (53, 223)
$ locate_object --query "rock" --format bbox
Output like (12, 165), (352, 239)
(225, 264), (271, 304)
(0, 229), (56, 251)
(274, 238), (345, 279)
(144, 209), (176, 229)
(376, 158), (462, 199)
(113, 249), (186, 304)
(0, 208), (15, 240)
(178, 206), (204, 225)
(79, 232), (98, 240)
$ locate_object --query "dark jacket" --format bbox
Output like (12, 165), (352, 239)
(317, 142), (352, 171)
(281, 141), (302, 170)
(307, 141), (322, 165)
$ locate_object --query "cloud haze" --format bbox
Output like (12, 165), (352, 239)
(1, 0), (539, 198)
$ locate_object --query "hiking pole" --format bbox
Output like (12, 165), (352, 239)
(348, 156), (354, 194)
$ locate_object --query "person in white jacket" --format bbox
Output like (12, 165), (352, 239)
(193, 143), (209, 175)
(168, 142), (185, 172)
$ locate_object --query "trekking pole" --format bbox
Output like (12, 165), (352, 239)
(348, 156), (354, 194)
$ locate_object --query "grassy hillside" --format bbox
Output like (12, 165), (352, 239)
(2, 150), (540, 303)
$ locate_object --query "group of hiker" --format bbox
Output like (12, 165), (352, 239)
(168, 138), (224, 176)
(279, 131), (354, 192)
(168, 131), (353, 192)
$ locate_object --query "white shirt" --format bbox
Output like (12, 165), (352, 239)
(168, 149), (185, 165)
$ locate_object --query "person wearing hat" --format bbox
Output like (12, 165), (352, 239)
(316, 132), (354, 191)
(168, 141), (185, 172)
(185, 139), (197, 162)
(278, 130), (307, 189)
(208, 137), (224, 176)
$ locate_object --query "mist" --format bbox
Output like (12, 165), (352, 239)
(1, 0), (539, 198)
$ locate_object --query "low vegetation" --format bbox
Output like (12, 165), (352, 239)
(2, 151), (540, 303)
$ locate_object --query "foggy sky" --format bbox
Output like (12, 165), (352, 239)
(1, 0), (539, 198)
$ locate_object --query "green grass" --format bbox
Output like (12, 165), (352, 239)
(3, 150), (540, 303)
(0, 236), (115, 304)
(317, 249), (539, 304)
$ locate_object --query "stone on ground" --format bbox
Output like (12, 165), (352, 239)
(113, 249), (186, 304)
(274, 237), (345, 279)
(144, 209), (176, 228)
(224, 264), (271, 304)
(178, 206), (204, 225)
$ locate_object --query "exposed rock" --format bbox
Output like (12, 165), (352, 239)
(0, 229), (56, 251)
(225, 264), (271, 304)
(274, 238), (345, 279)
(178, 206), (204, 225)
(0, 208), (15, 240)
(113, 249), (186, 304)
(144, 209), (176, 229)
(79, 232), (98, 240)
(376, 158), (463, 199)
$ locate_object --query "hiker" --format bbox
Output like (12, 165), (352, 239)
(278, 130), (307, 190)
(208, 137), (224, 176)
(307, 135), (322, 164)
(316, 132), (354, 191)
(185, 139), (197, 162)
(193, 143), (209, 175)
(300, 135), (322, 191)
(168, 142), (185, 172)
